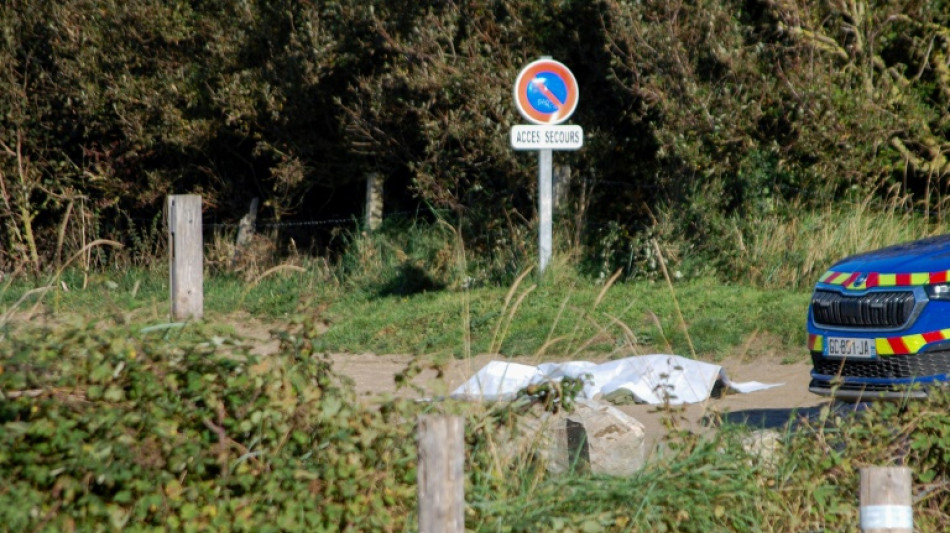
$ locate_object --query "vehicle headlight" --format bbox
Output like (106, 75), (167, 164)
(926, 284), (950, 300)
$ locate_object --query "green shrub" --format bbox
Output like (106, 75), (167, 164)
(776, 392), (950, 531)
(0, 319), (420, 531)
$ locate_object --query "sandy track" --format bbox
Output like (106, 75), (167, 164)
(330, 351), (830, 447)
(235, 314), (830, 448)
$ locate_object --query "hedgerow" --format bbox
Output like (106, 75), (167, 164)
(0, 319), (419, 531)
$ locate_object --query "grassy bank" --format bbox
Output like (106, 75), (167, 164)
(1, 264), (810, 363)
(720, 193), (946, 289)
(4, 194), (936, 361)
(314, 273), (809, 361)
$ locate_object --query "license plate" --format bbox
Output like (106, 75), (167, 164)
(824, 337), (876, 359)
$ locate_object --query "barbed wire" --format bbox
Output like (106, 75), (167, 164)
(207, 217), (358, 230)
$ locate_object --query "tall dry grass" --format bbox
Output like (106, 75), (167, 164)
(734, 192), (945, 288)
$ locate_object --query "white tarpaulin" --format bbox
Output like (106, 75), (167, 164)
(451, 354), (782, 405)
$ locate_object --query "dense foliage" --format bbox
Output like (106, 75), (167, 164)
(2, 0), (949, 278)
(4, 316), (950, 531)
(0, 319), (422, 531)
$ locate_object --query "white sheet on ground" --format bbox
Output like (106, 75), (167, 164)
(451, 354), (783, 405)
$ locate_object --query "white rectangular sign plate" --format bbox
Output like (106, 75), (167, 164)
(510, 125), (583, 151)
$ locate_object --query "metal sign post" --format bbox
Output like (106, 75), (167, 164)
(539, 149), (553, 272)
(511, 58), (583, 274)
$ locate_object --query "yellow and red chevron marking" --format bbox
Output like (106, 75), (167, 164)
(877, 328), (950, 355)
(819, 269), (950, 290)
(810, 329), (950, 356)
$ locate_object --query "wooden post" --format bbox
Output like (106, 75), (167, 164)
(168, 195), (203, 320)
(365, 172), (383, 231)
(553, 164), (572, 212)
(860, 466), (912, 533)
(235, 197), (259, 248)
(231, 197), (259, 268)
(418, 415), (464, 533)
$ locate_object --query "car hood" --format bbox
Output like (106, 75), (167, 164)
(831, 234), (950, 274)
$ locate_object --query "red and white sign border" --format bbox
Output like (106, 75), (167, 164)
(513, 58), (579, 125)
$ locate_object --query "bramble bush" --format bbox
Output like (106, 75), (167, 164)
(0, 318), (421, 532)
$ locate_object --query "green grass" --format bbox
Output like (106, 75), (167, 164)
(468, 424), (782, 532)
(1, 263), (811, 363)
(314, 273), (810, 361)
(0, 264), (329, 323)
(6, 195), (926, 364)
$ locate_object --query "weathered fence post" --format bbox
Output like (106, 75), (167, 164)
(553, 164), (572, 212)
(365, 171), (383, 231)
(231, 197), (259, 269)
(168, 194), (203, 320)
(860, 466), (912, 533)
(235, 197), (259, 248)
(418, 415), (464, 533)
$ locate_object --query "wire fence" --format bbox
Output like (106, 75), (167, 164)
(184, 176), (949, 242)
(204, 209), (443, 233)
(207, 217), (360, 231)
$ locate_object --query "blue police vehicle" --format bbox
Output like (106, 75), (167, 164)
(808, 234), (950, 400)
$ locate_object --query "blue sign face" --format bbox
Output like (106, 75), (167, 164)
(525, 72), (569, 115)
(514, 59), (578, 125)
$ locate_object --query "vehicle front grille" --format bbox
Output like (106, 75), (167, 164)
(808, 378), (929, 397)
(811, 351), (950, 380)
(811, 289), (916, 329)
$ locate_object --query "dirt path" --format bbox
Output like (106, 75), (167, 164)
(234, 315), (830, 449)
(329, 351), (829, 447)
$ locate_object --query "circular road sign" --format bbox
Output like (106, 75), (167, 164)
(513, 58), (579, 125)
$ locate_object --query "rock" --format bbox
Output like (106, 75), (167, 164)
(741, 429), (783, 468)
(506, 398), (648, 477)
